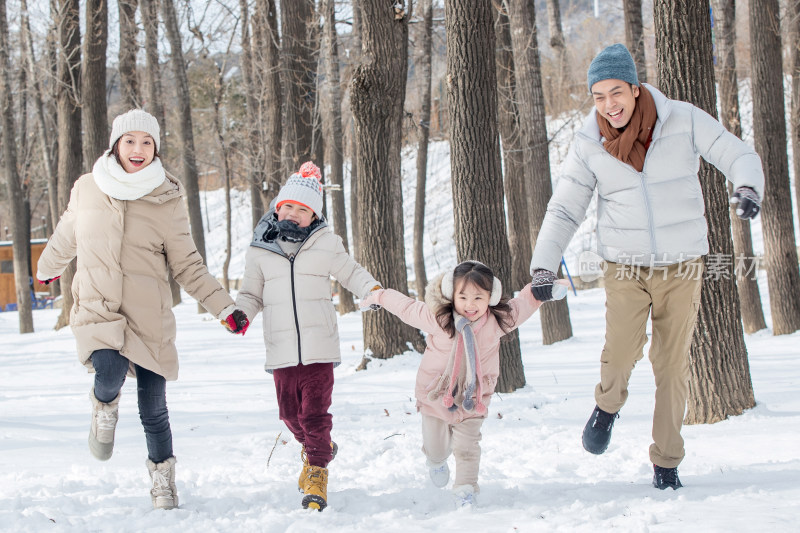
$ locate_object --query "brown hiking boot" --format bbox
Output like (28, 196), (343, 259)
(298, 442), (337, 493)
(302, 466), (328, 511)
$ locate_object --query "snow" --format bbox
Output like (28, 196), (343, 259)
(3, 84), (800, 531)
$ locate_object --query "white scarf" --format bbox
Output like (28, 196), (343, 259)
(92, 150), (166, 200)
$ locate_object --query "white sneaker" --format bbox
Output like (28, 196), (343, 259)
(426, 459), (450, 488)
(452, 484), (477, 508)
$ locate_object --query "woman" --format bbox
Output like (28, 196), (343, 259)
(37, 109), (248, 509)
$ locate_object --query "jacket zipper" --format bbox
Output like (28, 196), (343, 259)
(289, 255), (302, 365)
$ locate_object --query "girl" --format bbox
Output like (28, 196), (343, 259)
(36, 109), (248, 510)
(361, 261), (553, 506)
(235, 161), (381, 512)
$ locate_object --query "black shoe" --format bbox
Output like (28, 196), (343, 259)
(582, 405), (619, 454)
(652, 464), (682, 490)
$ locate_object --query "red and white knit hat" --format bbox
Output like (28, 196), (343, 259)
(275, 161), (324, 218)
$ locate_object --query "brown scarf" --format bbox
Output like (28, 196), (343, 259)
(596, 85), (657, 172)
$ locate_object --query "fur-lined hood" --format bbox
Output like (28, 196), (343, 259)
(424, 272), (449, 312)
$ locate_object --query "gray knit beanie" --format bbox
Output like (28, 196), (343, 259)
(109, 109), (161, 151)
(587, 43), (639, 92)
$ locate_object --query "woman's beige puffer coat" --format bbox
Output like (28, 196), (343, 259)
(37, 172), (234, 380)
(235, 211), (379, 371)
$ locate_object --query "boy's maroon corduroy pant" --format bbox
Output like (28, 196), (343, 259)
(272, 362), (334, 467)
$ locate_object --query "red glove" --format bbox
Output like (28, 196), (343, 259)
(222, 309), (249, 335)
(39, 276), (61, 286)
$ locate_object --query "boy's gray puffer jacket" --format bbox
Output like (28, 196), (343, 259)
(531, 83), (765, 272)
(235, 209), (379, 371)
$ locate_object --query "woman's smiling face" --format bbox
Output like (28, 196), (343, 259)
(117, 131), (156, 173)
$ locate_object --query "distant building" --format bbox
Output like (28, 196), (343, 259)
(0, 239), (49, 309)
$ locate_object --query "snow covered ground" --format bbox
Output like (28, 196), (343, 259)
(2, 270), (799, 531)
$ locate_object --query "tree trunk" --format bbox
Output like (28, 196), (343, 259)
(81, 0), (108, 168)
(413, 0), (433, 301)
(54, 0), (82, 330)
(253, 0), (282, 206)
(444, 0), (524, 392)
(505, 0), (572, 346)
(118, 0), (140, 109)
(790, 0), (800, 243)
(141, 0), (167, 159)
(654, 0), (755, 424)
(0, 0), (34, 333)
(351, 0), (425, 359)
(238, 0), (265, 226)
(494, 6), (531, 290)
(349, 0), (362, 263)
(623, 0), (647, 83)
(20, 0), (57, 234)
(748, 0), (800, 335)
(281, 0), (316, 176)
(162, 0), (207, 314)
(712, 0), (766, 334)
(545, 0), (571, 97)
(321, 0), (356, 314)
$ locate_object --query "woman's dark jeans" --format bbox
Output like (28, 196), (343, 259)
(91, 349), (173, 463)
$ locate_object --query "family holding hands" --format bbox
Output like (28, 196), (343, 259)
(36, 44), (764, 511)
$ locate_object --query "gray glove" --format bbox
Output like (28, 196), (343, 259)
(730, 186), (760, 219)
(531, 269), (557, 302)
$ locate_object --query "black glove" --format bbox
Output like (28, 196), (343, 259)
(730, 186), (760, 220)
(531, 269), (557, 302)
(222, 309), (250, 335)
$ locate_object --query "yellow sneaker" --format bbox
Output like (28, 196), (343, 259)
(302, 466), (328, 511)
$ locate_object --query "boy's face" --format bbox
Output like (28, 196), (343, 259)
(591, 79), (640, 129)
(277, 202), (314, 228)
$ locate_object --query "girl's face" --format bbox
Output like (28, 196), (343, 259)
(277, 202), (314, 228)
(453, 279), (491, 322)
(118, 131), (156, 173)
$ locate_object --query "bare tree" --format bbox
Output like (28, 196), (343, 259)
(237, 0), (265, 226)
(253, 0), (282, 206)
(351, 0), (424, 359)
(54, 0), (82, 330)
(791, 0), (800, 239)
(162, 0), (208, 315)
(748, 0), (800, 335)
(545, 0), (571, 96)
(349, 0), (362, 262)
(82, 0), (109, 167)
(0, 0), (34, 332)
(281, 0), (316, 175)
(654, 0), (755, 423)
(20, 0), (57, 231)
(505, 0), (573, 345)
(412, 0), (433, 300)
(444, 0), (524, 392)
(141, 0), (167, 158)
(321, 0), (356, 313)
(711, 0), (766, 334)
(494, 5), (531, 289)
(623, 0), (647, 83)
(118, 0), (140, 109)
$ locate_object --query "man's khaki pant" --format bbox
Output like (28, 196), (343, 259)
(596, 258), (703, 468)
(421, 414), (484, 492)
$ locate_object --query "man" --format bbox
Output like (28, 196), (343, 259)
(529, 44), (763, 490)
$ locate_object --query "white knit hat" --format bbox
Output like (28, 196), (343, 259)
(275, 161), (324, 218)
(109, 109), (161, 151)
